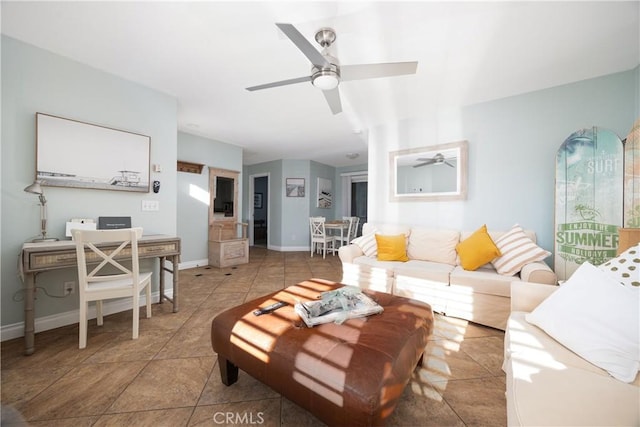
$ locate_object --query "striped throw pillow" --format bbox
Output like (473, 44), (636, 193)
(351, 230), (378, 257)
(491, 224), (551, 276)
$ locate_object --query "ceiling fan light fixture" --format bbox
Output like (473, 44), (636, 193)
(312, 70), (339, 91)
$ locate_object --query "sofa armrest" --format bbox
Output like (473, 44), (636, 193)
(338, 244), (364, 263)
(520, 261), (557, 285)
(510, 281), (558, 312)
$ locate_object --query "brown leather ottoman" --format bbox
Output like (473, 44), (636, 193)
(211, 279), (433, 426)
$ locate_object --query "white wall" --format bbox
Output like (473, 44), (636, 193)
(368, 68), (638, 257)
(1, 36), (177, 328)
(177, 131), (243, 265)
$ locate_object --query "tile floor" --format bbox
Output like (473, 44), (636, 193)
(1, 247), (506, 426)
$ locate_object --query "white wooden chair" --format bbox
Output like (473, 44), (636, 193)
(339, 216), (360, 245)
(72, 227), (152, 349)
(309, 217), (336, 258)
(339, 216), (355, 247)
(350, 216), (360, 240)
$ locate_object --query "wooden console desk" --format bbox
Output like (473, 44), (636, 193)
(20, 234), (181, 355)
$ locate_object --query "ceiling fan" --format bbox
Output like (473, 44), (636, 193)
(413, 153), (455, 168)
(246, 23), (418, 115)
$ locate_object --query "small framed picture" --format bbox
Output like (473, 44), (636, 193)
(317, 177), (332, 208)
(254, 193), (263, 209)
(286, 178), (305, 197)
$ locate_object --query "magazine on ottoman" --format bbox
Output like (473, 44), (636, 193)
(294, 286), (384, 327)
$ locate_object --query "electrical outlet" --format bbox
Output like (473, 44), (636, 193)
(64, 281), (75, 295)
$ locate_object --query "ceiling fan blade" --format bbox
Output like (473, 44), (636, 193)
(413, 160), (436, 168)
(444, 161), (455, 168)
(246, 76), (311, 91)
(275, 23), (330, 68)
(341, 62), (418, 81)
(322, 88), (342, 115)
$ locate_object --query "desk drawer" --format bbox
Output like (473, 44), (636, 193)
(29, 251), (78, 270)
(24, 239), (181, 272)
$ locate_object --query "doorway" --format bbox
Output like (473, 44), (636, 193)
(252, 175), (268, 247)
(342, 172), (367, 238)
(351, 181), (367, 237)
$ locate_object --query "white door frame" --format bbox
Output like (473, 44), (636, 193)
(249, 172), (270, 246)
(340, 171), (368, 217)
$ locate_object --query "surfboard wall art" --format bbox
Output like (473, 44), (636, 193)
(623, 118), (639, 228)
(555, 127), (624, 281)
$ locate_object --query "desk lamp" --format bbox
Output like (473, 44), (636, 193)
(24, 180), (58, 242)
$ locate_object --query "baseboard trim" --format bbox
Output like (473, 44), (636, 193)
(268, 245), (310, 252)
(179, 259), (209, 270)
(1, 290), (173, 342)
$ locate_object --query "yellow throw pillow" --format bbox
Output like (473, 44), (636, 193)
(456, 225), (502, 270)
(376, 234), (409, 262)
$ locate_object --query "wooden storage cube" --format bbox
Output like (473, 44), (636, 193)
(209, 239), (249, 268)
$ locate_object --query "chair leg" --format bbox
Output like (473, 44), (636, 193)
(96, 300), (103, 326)
(132, 293), (140, 340)
(79, 301), (88, 349)
(310, 242), (314, 257)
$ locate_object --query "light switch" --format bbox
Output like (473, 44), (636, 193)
(141, 200), (159, 211)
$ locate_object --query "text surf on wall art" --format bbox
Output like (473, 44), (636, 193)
(555, 127), (624, 281)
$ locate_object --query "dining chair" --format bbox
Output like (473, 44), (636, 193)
(72, 227), (152, 349)
(309, 217), (336, 258)
(350, 216), (360, 240)
(339, 216), (356, 247)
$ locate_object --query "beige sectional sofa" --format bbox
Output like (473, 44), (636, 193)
(338, 223), (557, 330)
(505, 281), (639, 426)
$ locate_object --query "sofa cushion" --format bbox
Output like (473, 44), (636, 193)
(505, 312), (612, 377)
(491, 224), (551, 276)
(526, 262), (640, 383)
(407, 228), (459, 265)
(353, 255), (405, 271)
(505, 312), (640, 426)
(456, 225), (501, 271)
(599, 244), (640, 288)
(376, 234), (409, 262)
(395, 260), (454, 283)
(449, 266), (513, 297)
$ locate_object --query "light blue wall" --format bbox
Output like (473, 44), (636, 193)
(282, 160), (312, 249)
(244, 159), (342, 250)
(177, 131), (243, 264)
(368, 68), (638, 261)
(1, 36), (177, 327)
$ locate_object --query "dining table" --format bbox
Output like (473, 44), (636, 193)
(324, 219), (350, 248)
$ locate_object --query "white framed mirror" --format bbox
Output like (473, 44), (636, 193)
(389, 140), (468, 201)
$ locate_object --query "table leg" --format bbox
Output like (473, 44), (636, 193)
(159, 256), (166, 304)
(172, 255), (179, 312)
(158, 255), (179, 312)
(24, 273), (35, 355)
(219, 356), (239, 386)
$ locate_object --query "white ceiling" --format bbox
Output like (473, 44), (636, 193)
(2, 1), (638, 167)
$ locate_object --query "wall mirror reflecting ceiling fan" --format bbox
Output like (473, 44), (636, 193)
(246, 23), (418, 115)
(413, 153), (456, 168)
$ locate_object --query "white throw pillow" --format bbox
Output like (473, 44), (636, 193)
(351, 229), (378, 257)
(491, 224), (551, 276)
(599, 244), (640, 288)
(526, 262), (640, 383)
